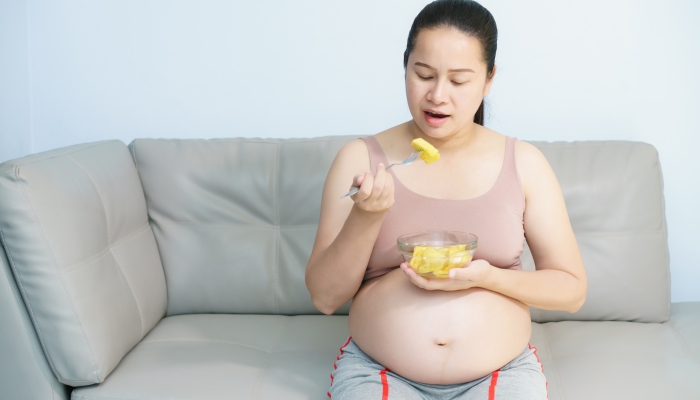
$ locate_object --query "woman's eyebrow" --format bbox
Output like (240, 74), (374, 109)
(414, 62), (475, 73)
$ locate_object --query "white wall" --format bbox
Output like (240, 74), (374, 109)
(0, 0), (32, 163)
(1, 0), (698, 301)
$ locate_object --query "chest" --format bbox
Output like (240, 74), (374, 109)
(367, 180), (526, 271)
(390, 152), (505, 200)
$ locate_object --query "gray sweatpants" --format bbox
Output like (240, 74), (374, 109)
(328, 338), (548, 400)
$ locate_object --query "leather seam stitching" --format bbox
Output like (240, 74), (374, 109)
(0, 229), (56, 399)
(129, 141), (139, 171)
(62, 249), (112, 276)
(139, 338), (270, 353)
(657, 151), (671, 322)
(135, 137), (358, 144)
(12, 164), (101, 381)
(61, 224), (151, 275)
(110, 249), (146, 337)
(664, 321), (700, 366)
(137, 338), (340, 354)
(3, 141), (117, 168)
(67, 155), (112, 243)
(551, 351), (696, 360)
(66, 155), (146, 336)
(71, 394), (191, 400)
(543, 324), (567, 400)
(272, 142), (280, 315)
(529, 142), (653, 149)
(148, 222), (318, 229)
(251, 316), (291, 399)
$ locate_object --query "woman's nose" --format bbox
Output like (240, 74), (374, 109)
(426, 80), (448, 105)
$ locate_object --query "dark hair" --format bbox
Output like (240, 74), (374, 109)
(403, 0), (497, 126)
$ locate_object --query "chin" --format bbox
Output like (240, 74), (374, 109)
(413, 121), (452, 138)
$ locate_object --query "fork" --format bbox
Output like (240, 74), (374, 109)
(340, 150), (423, 198)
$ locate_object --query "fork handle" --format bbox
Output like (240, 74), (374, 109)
(340, 161), (399, 198)
(340, 186), (359, 199)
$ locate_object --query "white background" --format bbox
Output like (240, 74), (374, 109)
(1, 0), (698, 301)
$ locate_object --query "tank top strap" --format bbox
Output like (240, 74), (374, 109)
(503, 136), (517, 174)
(360, 135), (390, 172)
(495, 136), (524, 201)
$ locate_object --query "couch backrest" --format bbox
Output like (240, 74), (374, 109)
(0, 140), (167, 385)
(130, 137), (669, 323)
(130, 137), (353, 316)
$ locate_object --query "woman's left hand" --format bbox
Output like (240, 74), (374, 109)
(399, 259), (493, 291)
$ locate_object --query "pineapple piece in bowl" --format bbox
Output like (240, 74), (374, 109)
(398, 231), (477, 278)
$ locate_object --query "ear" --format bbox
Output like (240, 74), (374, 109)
(482, 65), (497, 97)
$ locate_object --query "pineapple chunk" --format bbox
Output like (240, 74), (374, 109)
(409, 244), (472, 278)
(411, 138), (440, 164)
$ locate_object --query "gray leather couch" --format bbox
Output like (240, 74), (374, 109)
(1, 136), (698, 400)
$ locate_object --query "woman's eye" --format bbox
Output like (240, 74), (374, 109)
(417, 75), (433, 81)
(452, 81), (466, 86)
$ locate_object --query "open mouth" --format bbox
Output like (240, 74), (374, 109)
(424, 111), (449, 119)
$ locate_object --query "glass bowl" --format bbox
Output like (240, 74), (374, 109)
(397, 231), (478, 279)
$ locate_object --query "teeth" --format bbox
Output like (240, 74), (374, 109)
(427, 111), (447, 118)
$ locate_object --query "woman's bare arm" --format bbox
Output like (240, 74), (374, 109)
(305, 139), (395, 315)
(482, 141), (587, 311)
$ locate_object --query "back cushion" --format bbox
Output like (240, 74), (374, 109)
(523, 141), (669, 323)
(0, 141), (167, 385)
(130, 137), (354, 316)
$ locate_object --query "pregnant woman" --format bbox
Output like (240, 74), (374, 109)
(306, 1), (587, 398)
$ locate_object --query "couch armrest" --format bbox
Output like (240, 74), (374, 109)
(666, 302), (700, 362)
(0, 242), (70, 399)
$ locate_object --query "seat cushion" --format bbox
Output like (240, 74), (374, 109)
(71, 314), (350, 400)
(531, 301), (700, 400)
(71, 304), (700, 400)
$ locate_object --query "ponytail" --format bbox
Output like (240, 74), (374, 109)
(473, 99), (484, 126)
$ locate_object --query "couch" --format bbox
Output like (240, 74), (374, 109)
(0, 135), (698, 400)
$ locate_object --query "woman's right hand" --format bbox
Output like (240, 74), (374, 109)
(350, 162), (395, 214)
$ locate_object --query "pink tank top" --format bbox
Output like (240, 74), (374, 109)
(361, 135), (525, 281)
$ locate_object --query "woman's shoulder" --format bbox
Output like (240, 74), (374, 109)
(512, 137), (551, 178)
(335, 122), (409, 166)
(500, 132), (559, 203)
(332, 137), (369, 173)
(481, 126), (553, 190)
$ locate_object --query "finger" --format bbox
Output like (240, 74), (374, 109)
(448, 267), (469, 280)
(352, 173), (366, 189)
(368, 163), (386, 201)
(378, 171), (395, 204)
(401, 265), (419, 282)
(353, 172), (374, 201)
(403, 266), (434, 290)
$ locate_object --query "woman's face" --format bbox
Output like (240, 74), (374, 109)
(405, 27), (495, 139)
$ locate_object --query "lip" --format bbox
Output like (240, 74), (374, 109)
(423, 109), (450, 116)
(423, 110), (450, 127)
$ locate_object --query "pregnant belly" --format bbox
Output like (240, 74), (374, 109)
(348, 268), (532, 385)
